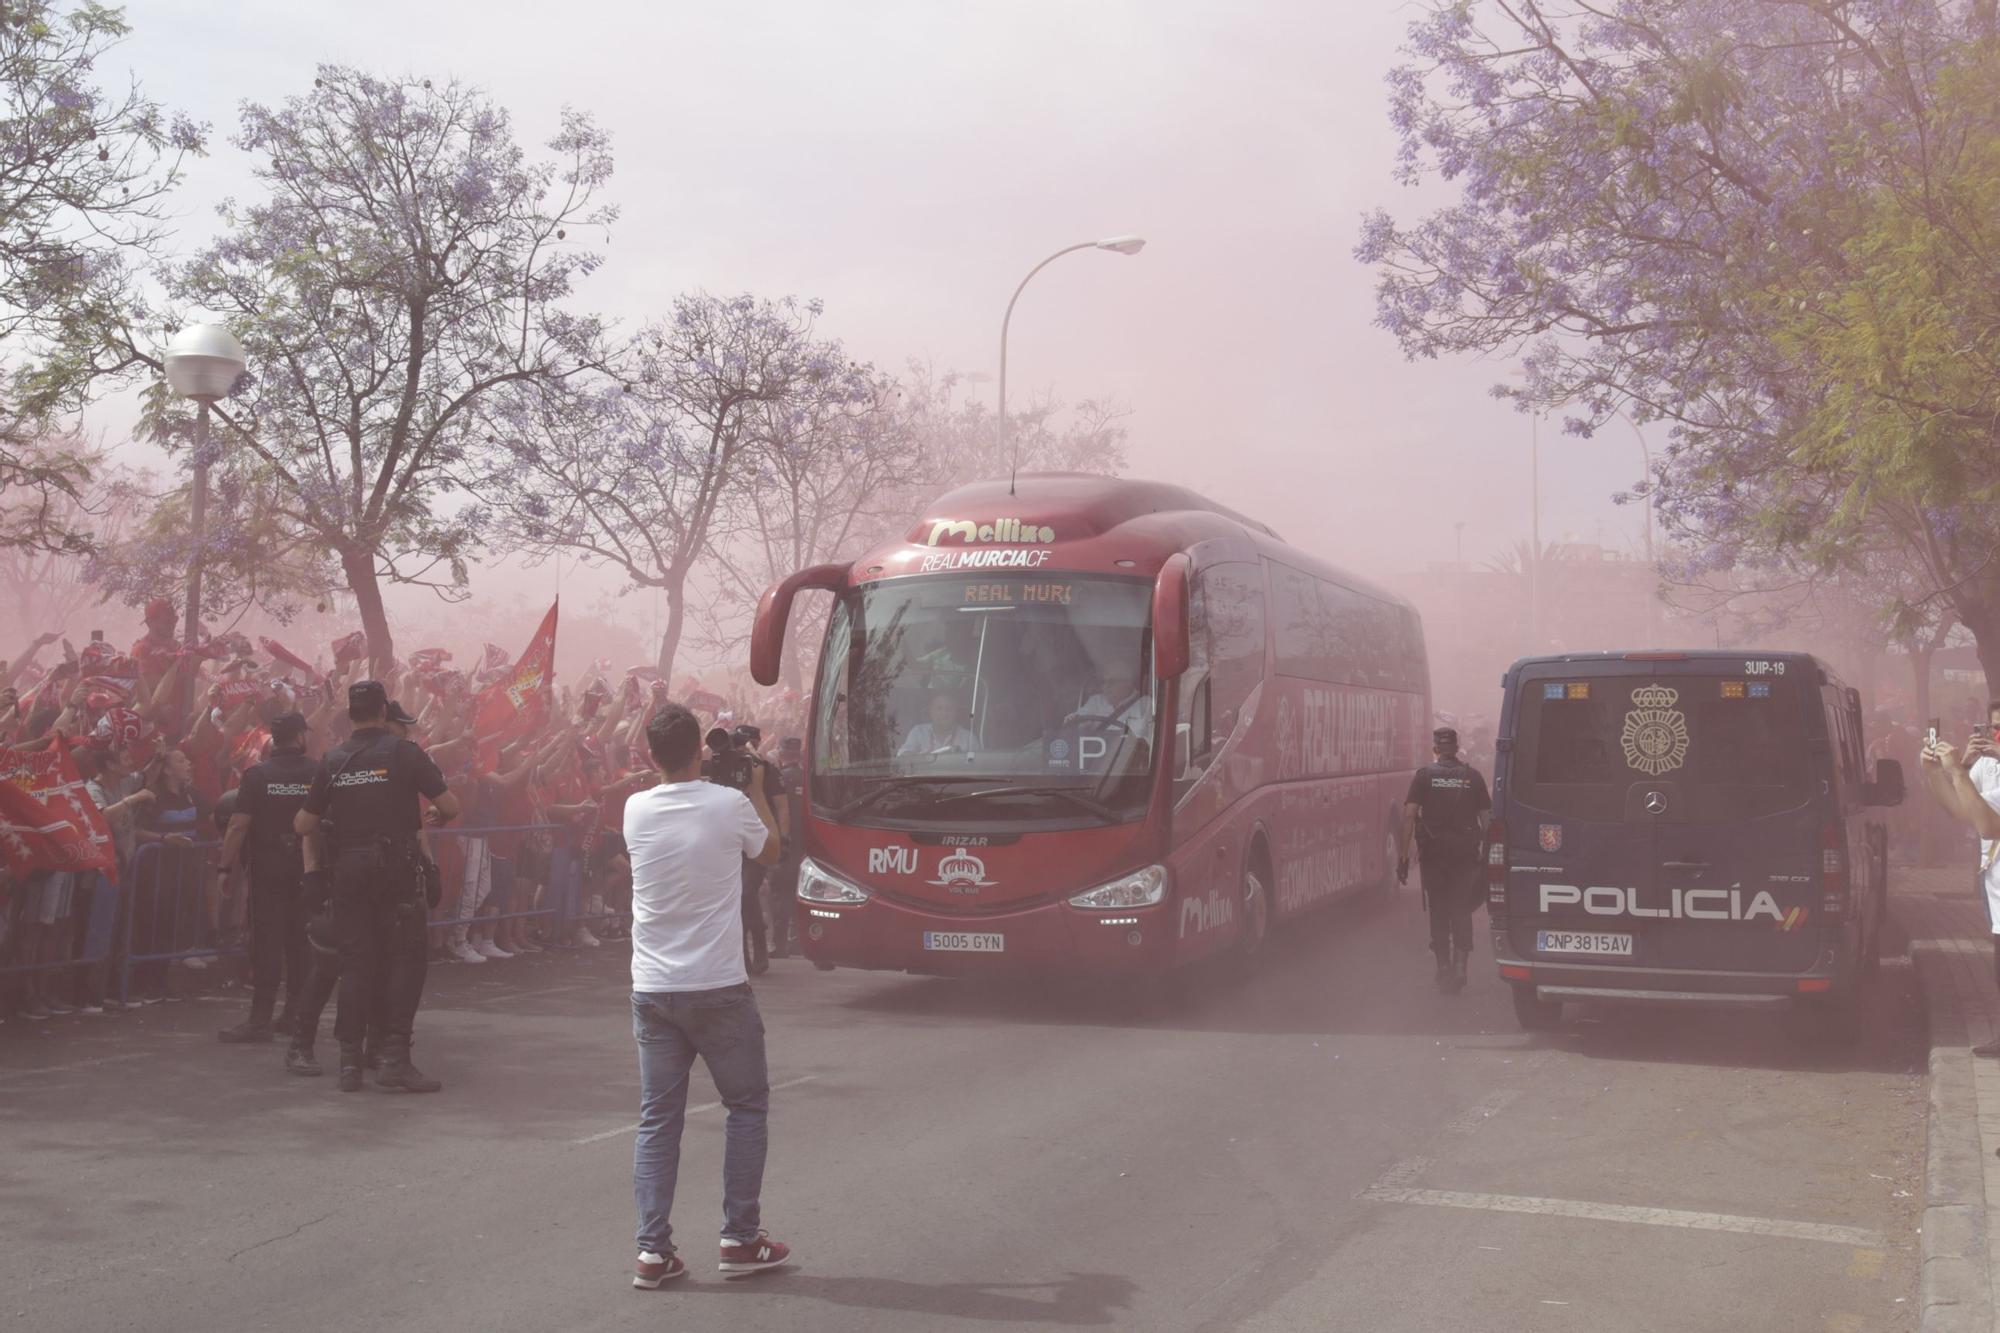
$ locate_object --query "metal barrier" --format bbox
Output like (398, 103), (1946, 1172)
(4, 823), (636, 1005)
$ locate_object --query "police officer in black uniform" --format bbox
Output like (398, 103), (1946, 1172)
(215, 711), (318, 1043)
(766, 736), (805, 958)
(296, 682), (459, 1093)
(1397, 726), (1492, 994)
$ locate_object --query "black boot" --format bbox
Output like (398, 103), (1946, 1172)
(285, 1031), (322, 1076)
(1433, 954), (1453, 993)
(337, 1042), (365, 1092)
(218, 1000), (275, 1043)
(1452, 946), (1471, 992)
(362, 1033), (383, 1071)
(376, 1037), (442, 1093)
(748, 930), (769, 976)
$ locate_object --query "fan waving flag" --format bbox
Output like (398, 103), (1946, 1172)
(0, 737), (117, 881)
(259, 637), (320, 680)
(471, 602), (559, 769)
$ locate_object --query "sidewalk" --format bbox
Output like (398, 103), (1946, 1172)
(1900, 867), (2000, 1333)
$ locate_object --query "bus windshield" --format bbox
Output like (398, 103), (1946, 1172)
(812, 573), (1157, 826)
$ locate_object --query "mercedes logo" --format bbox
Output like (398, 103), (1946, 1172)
(1644, 790), (1667, 815)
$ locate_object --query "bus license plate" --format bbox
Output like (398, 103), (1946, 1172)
(1537, 930), (1633, 957)
(922, 931), (1004, 953)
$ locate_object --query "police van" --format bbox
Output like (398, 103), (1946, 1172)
(1488, 652), (1904, 1040)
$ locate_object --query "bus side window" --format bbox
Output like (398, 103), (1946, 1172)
(1201, 563), (1266, 748)
(1175, 582), (1212, 783)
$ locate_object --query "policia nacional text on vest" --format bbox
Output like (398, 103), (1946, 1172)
(294, 681), (460, 1092)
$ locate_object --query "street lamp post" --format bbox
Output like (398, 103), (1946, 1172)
(163, 325), (247, 654)
(998, 234), (1145, 492)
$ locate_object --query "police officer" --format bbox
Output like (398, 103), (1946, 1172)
(215, 711), (318, 1043)
(1397, 726), (1492, 994)
(295, 683), (459, 1093)
(766, 737), (805, 959)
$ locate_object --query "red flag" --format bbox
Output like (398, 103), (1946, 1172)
(480, 642), (511, 673)
(409, 647), (453, 672)
(79, 675), (137, 710)
(332, 631), (367, 666)
(471, 603), (559, 766)
(213, 678), (263, 710)
(0, 737), (117, 880)
(259, 637), (319, 679)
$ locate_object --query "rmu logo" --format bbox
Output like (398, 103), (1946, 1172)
(926, 517), (1056, 546)
(867, 846), (918, 876)
(1178, 886), (1235, 938)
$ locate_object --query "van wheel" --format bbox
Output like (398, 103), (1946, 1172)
(1232, 862), (1271, 973)
(1511, 985), (1564, 1032)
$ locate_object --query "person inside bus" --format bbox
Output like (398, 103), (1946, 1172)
(897, 691), (979, 757)
(1073, 662), (1153, 735)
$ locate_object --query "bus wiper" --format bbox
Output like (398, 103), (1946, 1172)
(831, 776), (981, 821)
(957, 784), (1120, 823)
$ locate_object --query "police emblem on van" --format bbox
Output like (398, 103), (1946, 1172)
(1538, 824), (1562, 853)
(1621, 684), (1690, 776)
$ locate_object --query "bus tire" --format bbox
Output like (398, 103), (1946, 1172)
(1231, 852), (1272, 974)
(1510, 984), (1563, 1032)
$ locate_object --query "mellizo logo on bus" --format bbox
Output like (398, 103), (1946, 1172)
(925, 517), (1056, 546)
(929, 849), (996, 894)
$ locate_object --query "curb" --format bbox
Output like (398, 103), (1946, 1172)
(1908, 911), (1996, 1333)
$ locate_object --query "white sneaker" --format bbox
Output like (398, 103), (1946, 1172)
(575, 927), (602, 948)
(476, 940), (513, 960)
(450, 940), (488, 964)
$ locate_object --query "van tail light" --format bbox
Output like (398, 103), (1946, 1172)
(1486, 819), (1507, 907)
(1819, 821), (1846, 917)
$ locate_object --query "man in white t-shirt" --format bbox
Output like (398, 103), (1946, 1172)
(1922, 705), (2000, 1057)
(1074, 663), (1154, 735)
(625, 702), (790, 1289)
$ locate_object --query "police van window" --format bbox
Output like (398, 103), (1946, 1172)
(1200, 562), (1265, 749)
(1515, 674), (1813, 822)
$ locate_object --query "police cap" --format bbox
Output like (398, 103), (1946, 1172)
(386, 699), (419, 726)
(270, 711), (310, 745)
(348, 679), (388, 718)
(1433, 726), (1459, 746)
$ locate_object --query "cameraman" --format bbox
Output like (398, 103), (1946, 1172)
(626, 702), (790, 1287)
(701, 723), (787, 975)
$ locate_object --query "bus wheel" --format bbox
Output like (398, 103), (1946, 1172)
(1232, 861), (1271, 972)
(1510, 985), (1563, 1032)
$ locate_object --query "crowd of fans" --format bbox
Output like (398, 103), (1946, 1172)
(0, 598), (809, 1025)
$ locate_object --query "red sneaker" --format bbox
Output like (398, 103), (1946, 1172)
(633, 1251), (686, 1289)
(718, 1231), (791, 1274)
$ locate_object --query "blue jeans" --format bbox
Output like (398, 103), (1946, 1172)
(632, 984), (770, 1255)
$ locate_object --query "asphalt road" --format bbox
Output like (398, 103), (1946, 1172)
(1, 884), (1926, 1332)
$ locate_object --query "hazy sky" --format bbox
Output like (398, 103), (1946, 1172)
(111, 0), (1654, 611)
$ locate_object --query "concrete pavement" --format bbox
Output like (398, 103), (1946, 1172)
(2, 883), (1925, 1331)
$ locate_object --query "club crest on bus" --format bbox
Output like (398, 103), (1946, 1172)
(929, 849), (995, 891)
(1620, 683), (1689, 776)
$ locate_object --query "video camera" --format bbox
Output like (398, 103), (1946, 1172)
(702, 726), (757, 792)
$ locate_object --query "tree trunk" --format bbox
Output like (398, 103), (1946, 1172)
(340, 546), (395, 677)
(1969, 611), (2000, 707)
(656, 582), (686, 682)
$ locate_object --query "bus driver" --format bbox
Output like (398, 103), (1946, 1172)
(898, 691), (979, 757)
(1073, 663), (1152, 735)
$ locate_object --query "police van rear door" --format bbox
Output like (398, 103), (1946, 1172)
(1505, 658), (1822, 975)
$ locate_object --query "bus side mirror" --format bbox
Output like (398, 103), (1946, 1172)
(750, 563), (846, 686)
(1153, 554), (1191, 679)
(1868, 759), (1905, 808)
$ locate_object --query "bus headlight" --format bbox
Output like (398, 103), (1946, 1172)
(1068, 864), (1168, 910)
(797, 857), (871, 905)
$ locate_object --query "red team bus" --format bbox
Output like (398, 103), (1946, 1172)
(749, 474), (1430, 979)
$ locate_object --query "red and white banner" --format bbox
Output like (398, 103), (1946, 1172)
(259, 637), (320, 680)
(0, 736), (117, 881)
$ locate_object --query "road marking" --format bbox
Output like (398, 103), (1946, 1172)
(1847, 1248), (1884, 1280)
(570, 1074), (819, 1145)
(1911, 938), (1990, 957)
(1359, 1186), (1886, 1248)
(0, 1051), (151, 1078)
